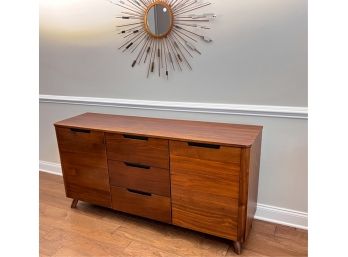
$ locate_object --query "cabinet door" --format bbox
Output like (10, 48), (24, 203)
(56, 127), (111, 207)
(170, 141), (241, 240)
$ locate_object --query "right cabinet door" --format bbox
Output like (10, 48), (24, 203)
(170, 141), (241, 240)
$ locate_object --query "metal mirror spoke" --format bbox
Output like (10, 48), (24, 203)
(112, 0), (216, 79)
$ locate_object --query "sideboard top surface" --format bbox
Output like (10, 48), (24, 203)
(55, 113), (262, 147)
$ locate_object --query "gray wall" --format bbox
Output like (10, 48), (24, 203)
(40, 0), (308, 218)
(40, 0), (307, 106)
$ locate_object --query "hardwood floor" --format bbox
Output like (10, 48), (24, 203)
(40, 172), (308, 257)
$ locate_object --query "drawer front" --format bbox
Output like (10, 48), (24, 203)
(108, 160), (170, 197)
(171, 155), (240, 240)
(56, 127), (106, 154)
(111, 186), (171, 223)
(67, 183), (111, 208)
(170, 140), (241, 164)
(106, 133), (169, 169)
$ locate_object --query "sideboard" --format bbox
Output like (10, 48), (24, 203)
(54, 112), (263, 254)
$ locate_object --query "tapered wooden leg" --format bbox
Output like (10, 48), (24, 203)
(71, 199), (78, 208)
(232, 241), (242, 255)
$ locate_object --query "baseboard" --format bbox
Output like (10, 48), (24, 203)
(255, 204), (307, 230)
(39, 160), (308, 229)
(39, 161), (62, 176)
(39, 94), (308, 119)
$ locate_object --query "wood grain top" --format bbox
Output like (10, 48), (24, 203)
(54, 113), (262, 147)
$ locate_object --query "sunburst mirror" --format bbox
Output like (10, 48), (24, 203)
(110, 0), (216, 78)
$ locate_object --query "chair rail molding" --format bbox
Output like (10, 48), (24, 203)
(39, 94), (308, 119)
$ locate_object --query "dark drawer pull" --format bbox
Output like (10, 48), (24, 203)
(127, 189), (152, 196)
(188, 142), (221, 149)
(124, 162), (150, 170)
(123, 134), (148, 141)
(70, 128), (91, 134)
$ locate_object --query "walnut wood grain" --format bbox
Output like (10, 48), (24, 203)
(245, 131), (262, 241)
(59, 151), (108, 169)
(238, 147), (250, 244)
(55, 127), (106, 154)
(63, 164), (110, 192)
(66, 183), (111, 208)
(237, 131), (262, 244)
(171, 154), (240, 240)
(111, 186), (171, 223)
(55, 113), (262, 147)
(55, 126), (111, 207)
(170, 155), (240, 199)
(106, 133), (169, 169)
(108, 160), (170, 197)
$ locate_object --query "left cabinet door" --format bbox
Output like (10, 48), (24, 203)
(55, 126), (111, 207)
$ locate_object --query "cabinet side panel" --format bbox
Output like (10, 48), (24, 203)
(245, 131), (262, 241)
(54, 126), (69, 196)
(238, 148), (250, 242)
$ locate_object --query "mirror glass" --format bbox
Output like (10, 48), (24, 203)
(146, 4), (172, 37)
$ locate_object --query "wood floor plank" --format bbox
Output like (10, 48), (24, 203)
(51, 230), (131, 257)
(275, 224), (308, 243)
(243, 232), (306, 257)
(251, 220), (277, 236)
(123, 241), (183, 257)
(40, 203), (131, 250)
(113, 217), (229, 257)
(40, 171), (308, 257)
(40, 226), (65, 257)
(225, 246), (268, 257)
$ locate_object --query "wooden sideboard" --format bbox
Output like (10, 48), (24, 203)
(54, 113), (263, 254)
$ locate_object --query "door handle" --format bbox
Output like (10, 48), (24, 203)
(124, 162), (150, 170)
(127, 189), (152, 196)
(123, 134), (148, 141)
(70, 128), (91, 134)
(188, 142), (220, 149)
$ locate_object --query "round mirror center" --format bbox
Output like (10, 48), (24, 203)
(146, 3), (172, 37)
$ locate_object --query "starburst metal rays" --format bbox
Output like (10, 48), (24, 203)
(110, 0), (216, 78)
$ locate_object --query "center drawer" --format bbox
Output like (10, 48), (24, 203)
(105, 133), (169, 169)
(111, 186), (171, 223)
(108, 160), (170, 197)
